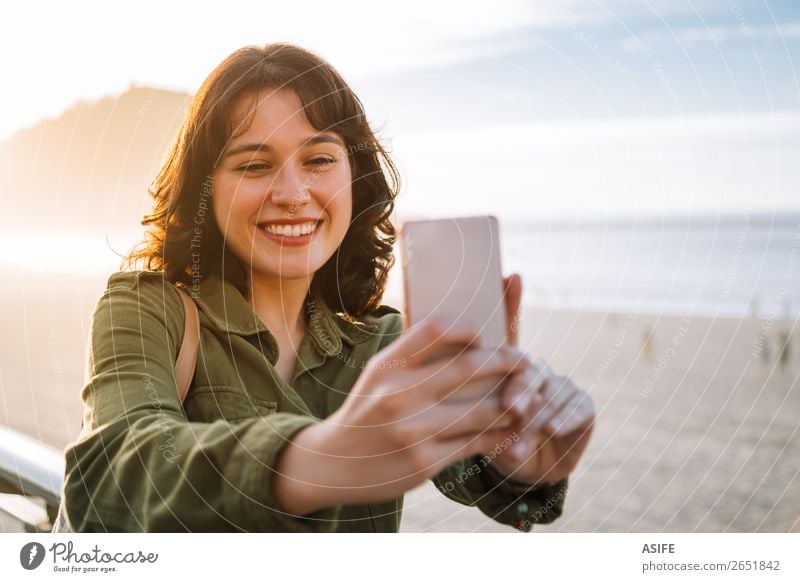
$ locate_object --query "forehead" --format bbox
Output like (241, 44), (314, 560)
(229, 88), (315, 139)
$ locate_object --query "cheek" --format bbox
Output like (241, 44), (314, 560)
(212, 175), (252, 223)
(210, 177), (247, 239)
(322, 166), (353, 220)
(327, 187), (352, 227)
(210, 185), (228, 230)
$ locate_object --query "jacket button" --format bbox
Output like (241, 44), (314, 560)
(511, 501), (530, 531)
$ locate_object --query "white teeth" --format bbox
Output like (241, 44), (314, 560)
(262, 221), (318, 237)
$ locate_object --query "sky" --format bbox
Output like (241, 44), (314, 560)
(1, 0), (798, 222)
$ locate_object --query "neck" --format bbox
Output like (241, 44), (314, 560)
(246, 273), (313, 338)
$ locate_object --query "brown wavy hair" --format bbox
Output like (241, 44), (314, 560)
(122, 43), (400, 318)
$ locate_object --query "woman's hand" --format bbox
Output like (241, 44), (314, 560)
(491, 360), (595, 486)
(490, 272), (595, 486)
(274, 314), (531, 515)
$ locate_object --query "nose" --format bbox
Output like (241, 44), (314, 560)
(270, 160), (310, 210)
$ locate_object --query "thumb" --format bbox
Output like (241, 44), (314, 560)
(503, 273), (522, 346)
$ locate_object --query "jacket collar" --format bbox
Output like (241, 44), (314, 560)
(190, 272), (378, 356)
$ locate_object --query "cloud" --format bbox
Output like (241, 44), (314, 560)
(619, 22), (800, 52)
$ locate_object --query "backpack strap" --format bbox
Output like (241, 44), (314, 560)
(173, 284), (200, 404)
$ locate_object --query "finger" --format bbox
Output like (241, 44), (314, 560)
(386, 314), (481, 368)
(503, 273), (523, 347)
(494, 368), (549, 451)
(543, 391), (596, 436)
(430, 426), (516, 474)
(499, 364), (548, 417)
(531, 374), (577, 432)
(424, 397), (517, 439)
(549, 389), (591, 432)
(512, 390), (547, 438)
(408, 345), (532, 402)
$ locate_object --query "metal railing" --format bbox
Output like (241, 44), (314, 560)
(0, 425), (64, 532)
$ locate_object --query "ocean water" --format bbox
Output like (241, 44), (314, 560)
(3, 214), (799, 319)
(501, 214), (800, 318)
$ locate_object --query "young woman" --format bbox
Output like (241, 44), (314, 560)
(60, 43), (594, 532)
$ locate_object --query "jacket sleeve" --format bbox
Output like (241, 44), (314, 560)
(61, 271), (342, 532)
(431, 456), (569, 531)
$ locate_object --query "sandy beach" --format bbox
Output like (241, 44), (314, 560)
(403, 306), (800, 532)
(2, 268), (798, 532)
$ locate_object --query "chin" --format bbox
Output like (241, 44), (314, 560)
(257, 263), (320, 281)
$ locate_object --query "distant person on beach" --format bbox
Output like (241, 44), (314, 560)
(56, 43), (594, 532)
(759, 332), (772, 370)
(778, 329), (791, 373)
(642, 325), (655, 362)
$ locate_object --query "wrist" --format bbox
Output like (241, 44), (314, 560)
(273, 421), (344, 516)
(485, 457), (553, 490)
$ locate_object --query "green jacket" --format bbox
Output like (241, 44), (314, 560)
(61, 270), (568, 532)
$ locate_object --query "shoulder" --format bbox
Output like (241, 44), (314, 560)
(105, 269), (168, 291)
(360, 303), (403, 331)
(94, 270), (185, 339)
(102, 270), (182, 306)
(359, 303), (405, 349)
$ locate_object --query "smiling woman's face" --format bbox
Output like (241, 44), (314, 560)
(212, 88), (353, 286)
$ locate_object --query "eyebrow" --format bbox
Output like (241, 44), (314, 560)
(223, 134), (345, 159)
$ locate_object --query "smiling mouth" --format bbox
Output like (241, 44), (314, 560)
(258, 220), (321, 238)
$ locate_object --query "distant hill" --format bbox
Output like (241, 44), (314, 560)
(0, 85), (191, 242)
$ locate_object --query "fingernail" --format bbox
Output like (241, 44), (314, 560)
(512, 393), (531, 415)
(512, 439), (530, 457)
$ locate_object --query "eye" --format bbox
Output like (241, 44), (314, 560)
(236, 162), (270, 173)
(308, 157), (336, 168)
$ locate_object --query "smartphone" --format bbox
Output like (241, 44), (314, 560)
(399, 214), (508, 401)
